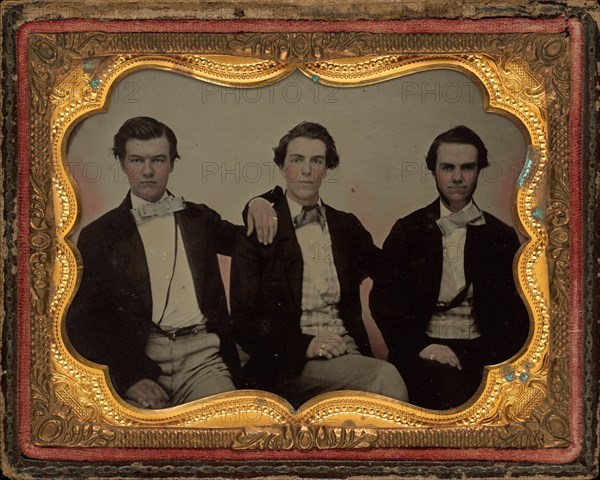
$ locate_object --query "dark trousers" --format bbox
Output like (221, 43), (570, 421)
(399, 337), (486, 410)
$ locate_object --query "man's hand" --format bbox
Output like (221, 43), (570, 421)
(124, 379), (170, 409)
(247, 197), (278, 245)
(306, 334), (347, 360)
(419, 344), (463, 370)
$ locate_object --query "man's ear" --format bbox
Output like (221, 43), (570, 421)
(170, 161), (175, 173)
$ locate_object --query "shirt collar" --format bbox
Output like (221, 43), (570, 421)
(439, 198), (475, 218)
(130, 191), (169, 209)
(285, 191), (323, 218)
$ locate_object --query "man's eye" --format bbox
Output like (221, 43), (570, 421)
(153, 158), (166, 163)
(311, 158), (325, 165)
(463, 165), (476, 171)
(441, 165), (453, 171)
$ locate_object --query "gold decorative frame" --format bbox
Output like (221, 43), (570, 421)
(0, 1), (587, 469)
(25, 29), (570, 453)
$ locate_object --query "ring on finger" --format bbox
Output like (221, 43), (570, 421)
(429, 354), (435, 361)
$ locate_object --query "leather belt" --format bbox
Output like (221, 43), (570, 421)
(152, 324), (202, 340)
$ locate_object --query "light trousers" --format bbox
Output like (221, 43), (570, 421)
(144, 327), (235, 407)
(283, 339), (409, 408)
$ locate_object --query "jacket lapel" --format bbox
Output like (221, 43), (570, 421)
(176, 205), (208, 307)
(464, 210), (487, 287)
(275, 198), (303, 309)
(112, 194), (153, 320)
(323, 204), (350, 297)
(422, 199), (444, 300)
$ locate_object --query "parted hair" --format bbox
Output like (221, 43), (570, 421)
(273, 121), (340, 169)
(425, 125), (489, 171)
(112, 116), (180, 164)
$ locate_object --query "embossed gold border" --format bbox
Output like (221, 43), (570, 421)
(25, 30), (571, 452)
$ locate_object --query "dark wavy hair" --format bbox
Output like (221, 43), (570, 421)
(425, 125), (488, 172)
(273, 121), (340, 169)
(112, 116), (180, 164)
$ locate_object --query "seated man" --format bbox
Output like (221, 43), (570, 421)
(370, 125), (529, 410)
(66, 116), (277, 409)
(230, 121), (408, 408)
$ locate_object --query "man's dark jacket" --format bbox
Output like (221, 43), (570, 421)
(230, 195), (381, 390)
(370, 199), (529, 371)
(66, 194), (241, 395)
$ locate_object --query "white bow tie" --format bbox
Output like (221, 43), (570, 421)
(436, 204), (485, 235)
(131, 196), (185, 224)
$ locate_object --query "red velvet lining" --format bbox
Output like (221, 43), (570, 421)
(17, 18), (568, 35)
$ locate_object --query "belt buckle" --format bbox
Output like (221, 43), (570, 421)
(169, 324), (200, 340)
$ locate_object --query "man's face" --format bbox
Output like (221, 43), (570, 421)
(121, 135), (173, 203)
(280, 137), (328, 206)
(433, 142), (479, 212)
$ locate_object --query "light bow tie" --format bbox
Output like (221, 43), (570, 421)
(131, 196), (185, 224)
(435, 204), (485, 236)
(293, 204), (326, 229)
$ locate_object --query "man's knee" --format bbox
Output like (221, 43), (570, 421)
(371, 359), (399, 380)
(370, 360), (409, 402)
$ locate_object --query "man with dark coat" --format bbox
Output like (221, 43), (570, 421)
(230, 121), (408, 407)
(370, 125), (529, 410)
(67, 116), (276, 409)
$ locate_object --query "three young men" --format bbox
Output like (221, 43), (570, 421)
(68, 119), (528, 411)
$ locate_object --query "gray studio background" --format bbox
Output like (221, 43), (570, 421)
(67, 68), (528, 359)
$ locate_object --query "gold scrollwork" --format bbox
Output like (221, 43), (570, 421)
(227, 32), (372, 62)
(233, 425), (379, 450)
(25, 30), (570, 450)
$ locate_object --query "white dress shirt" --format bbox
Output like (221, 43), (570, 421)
(426, 199), (485, 340)
(131, 193), (206, 331)
(286, 195), (347, 338)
